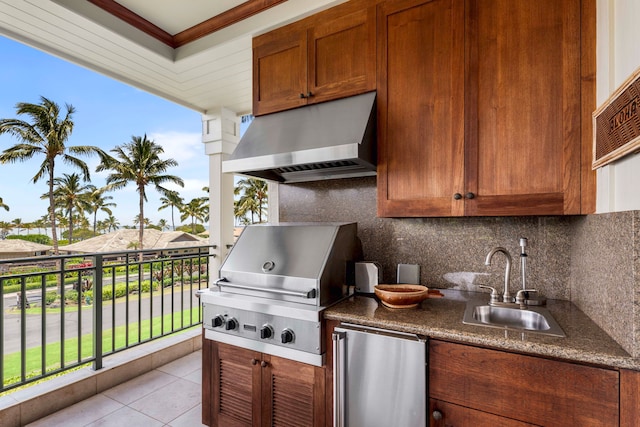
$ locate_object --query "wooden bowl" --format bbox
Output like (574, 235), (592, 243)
(374, 284), (429, 309)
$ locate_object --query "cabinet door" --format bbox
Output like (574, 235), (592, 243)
(464, 0), (582, 215)
(211, 342), (262, 427)
(253, 29), (307, 116)
(621, 369), (640, 427)
(430, 399), (539, 427)
(377, 0), (465, 217)
(261, 354), (326, 427)
(430, 340), (619, 426)
(307, 6), (376, 105)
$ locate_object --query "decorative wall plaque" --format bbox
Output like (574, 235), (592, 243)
(593, 65), (640, 169)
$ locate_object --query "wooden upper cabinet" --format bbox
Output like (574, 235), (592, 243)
(253, 29), (308, 116)
(253, 1), (376, 116)
(378, 0), (594, 217)
(377, 0), (465, 217)
(464, 0), (583, 215)
(307, 7), (376, 105)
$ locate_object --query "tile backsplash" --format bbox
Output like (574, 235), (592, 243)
(278, 177), (639, 356)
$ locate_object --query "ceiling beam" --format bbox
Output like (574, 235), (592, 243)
(87, 0), (288, 49)
(87, 0), (174, 46)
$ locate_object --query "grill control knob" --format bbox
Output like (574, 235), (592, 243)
(260, 325), (274, 339)
(281, 329), (295, 344)
(212, 315), (225, 328)
(225, 317), (238, 331)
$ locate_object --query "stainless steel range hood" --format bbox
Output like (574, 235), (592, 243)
(222, 91), (376, 183)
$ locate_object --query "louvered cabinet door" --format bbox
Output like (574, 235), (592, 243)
(212, 342), (262, 427)
(261, 354), (326, 427)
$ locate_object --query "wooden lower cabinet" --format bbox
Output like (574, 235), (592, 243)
(430, 398), (538, 427)
(429, 340), (620, 427)
(202, 339), (326, 427)
(621, 369), (640, 427)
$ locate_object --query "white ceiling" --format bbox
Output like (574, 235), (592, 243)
(117, 0), (248, 34)
(0, 0), (345, 116)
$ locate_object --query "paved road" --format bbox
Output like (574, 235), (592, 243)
(2, 286), (204, 354)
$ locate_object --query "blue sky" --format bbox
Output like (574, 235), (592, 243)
(0, 35), (209, 228)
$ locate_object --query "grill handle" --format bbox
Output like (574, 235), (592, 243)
(215, 278), (317, 299)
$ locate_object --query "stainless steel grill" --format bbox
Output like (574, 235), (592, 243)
(200, 222), (361, 366)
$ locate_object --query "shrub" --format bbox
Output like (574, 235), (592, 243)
(6, 234), (52, 245)
(45, 291), (57, 305)
(65, 290), (79, 303)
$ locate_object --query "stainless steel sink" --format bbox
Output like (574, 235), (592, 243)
(463, 300), (566, 337)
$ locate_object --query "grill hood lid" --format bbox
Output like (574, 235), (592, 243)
(222, 91), (376, 183)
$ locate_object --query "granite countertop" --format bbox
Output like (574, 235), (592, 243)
(324, 289), (639, 371)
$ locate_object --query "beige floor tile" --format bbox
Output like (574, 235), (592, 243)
(85, 406), (164, 427)
(96, 353), (153, 393)
(128, 378), (200, 424)
(102, 370), (178, 405)
(183, 367), (202, 385)
(167, 403), (207, 427)
(156, 350), (201, 378)
(151, 340), (193, 368)
(25, 394), (122, 427)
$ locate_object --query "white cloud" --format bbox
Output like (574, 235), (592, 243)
(165, 177), (208, 194)
(149, 131), (202, 165)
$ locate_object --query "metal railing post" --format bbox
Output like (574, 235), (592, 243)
(93, 254), (103, 370)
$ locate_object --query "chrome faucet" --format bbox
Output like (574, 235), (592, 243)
(519, 237), (528, 291)
(484, 247), (513, 303)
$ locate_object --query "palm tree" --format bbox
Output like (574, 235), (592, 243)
(158, 191), (183, 231)
(0, 221), (11, 239)
(0, 97), (105, 254)
(97, 134), (184, 250)
(103, 215), (120, 232)
(157, 219), (169, 231)
(132, 216), (152, 229)
(180, 197), (208, 234)
(234, 178), (268, 224)
(86, 186), (116, 235)
(23, 222), (34, 235)
(47, 172), (93, 243)
(11, 218), (23, 234)
(0, 197), (9, 213)
(33, 218), (46, 234)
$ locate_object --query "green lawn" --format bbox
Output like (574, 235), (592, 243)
(2, 307), (201, 388)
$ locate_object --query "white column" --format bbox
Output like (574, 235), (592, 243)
(202, 108), (239, 276)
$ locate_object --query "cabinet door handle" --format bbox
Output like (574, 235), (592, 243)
(299, 93), (307, 99)
(251, 358), (258, 365)
(432, 410), (443, 421)
(453, 193), (462, 200)
(260, 360), (268, 368)
(465, 192), (475, 199)
(307, 91), (313, 97)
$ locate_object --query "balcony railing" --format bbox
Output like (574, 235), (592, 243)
(0, 245), (214, 392)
